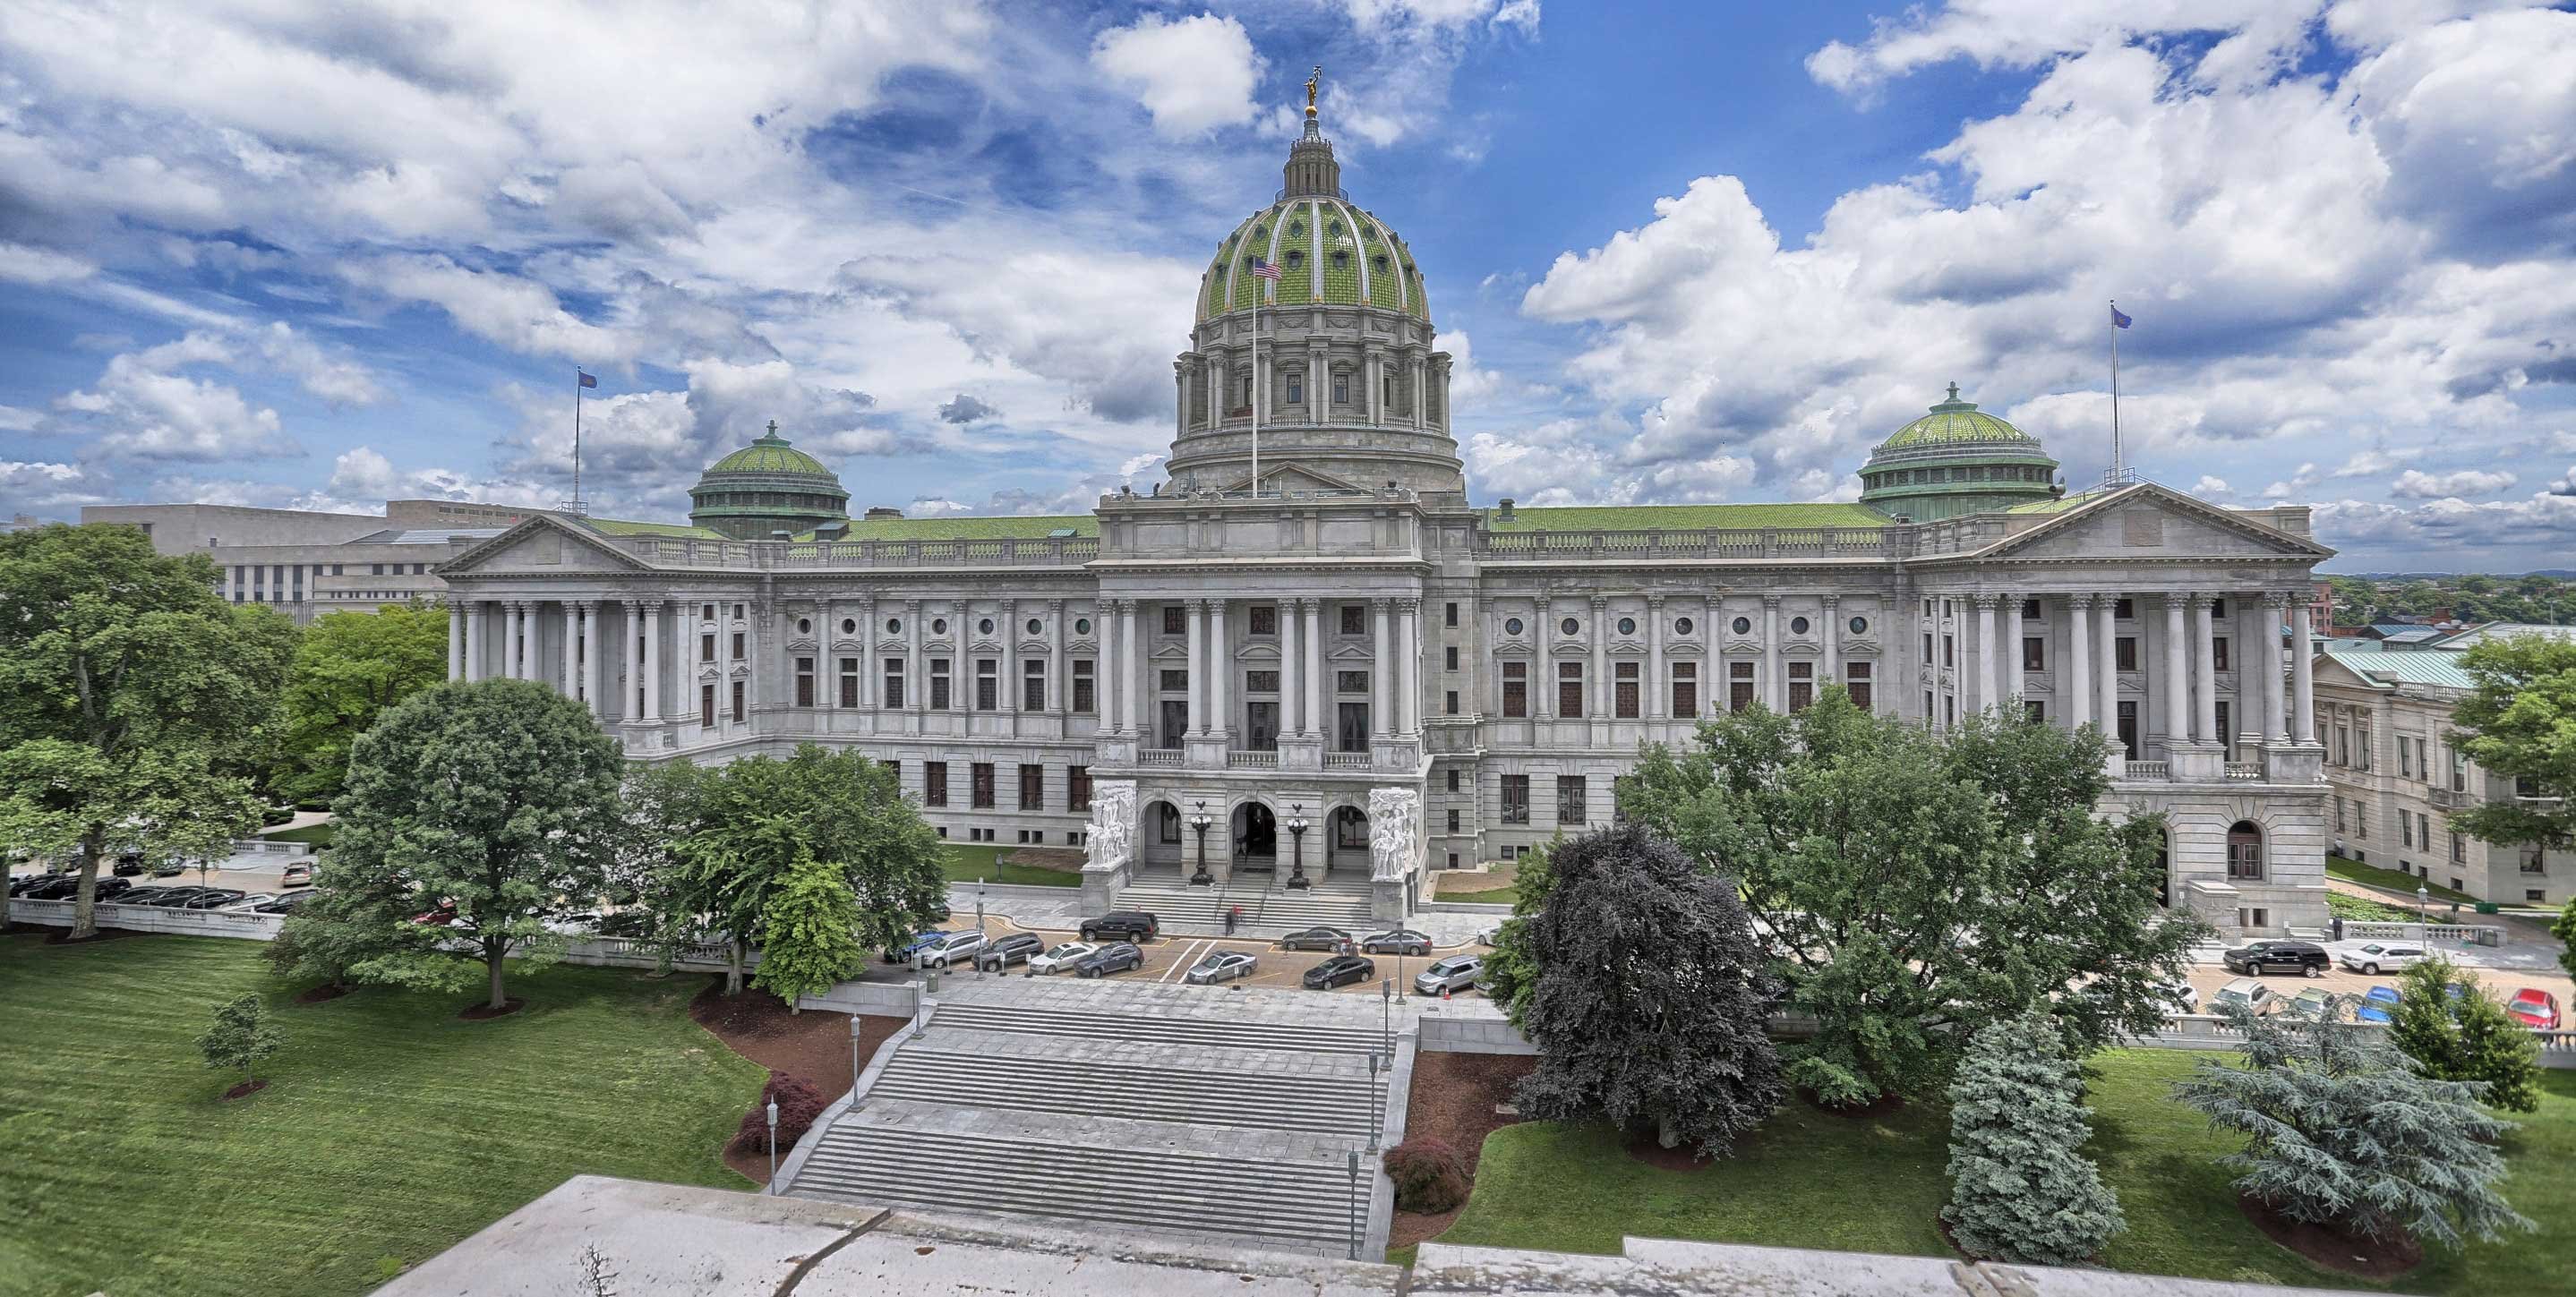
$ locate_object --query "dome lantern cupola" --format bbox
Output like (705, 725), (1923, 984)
(687, 421), (852, 540)
(1856, 384), (2060, 523)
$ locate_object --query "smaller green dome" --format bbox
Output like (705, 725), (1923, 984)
(707, 433), (831, 477)
(1876, 383), (2039, 452)
(689, 422), (852, 541)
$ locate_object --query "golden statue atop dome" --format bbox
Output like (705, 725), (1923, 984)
(1305, 65), (1322, 117)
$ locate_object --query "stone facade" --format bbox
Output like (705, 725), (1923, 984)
(431, 114), (2337, 934)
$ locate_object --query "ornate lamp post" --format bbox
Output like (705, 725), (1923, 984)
(2417, 883), (2430, 926)
(1189, 800), (1214, 886)
(1287, 803), (1311, 890)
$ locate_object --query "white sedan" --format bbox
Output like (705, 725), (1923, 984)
(1027, 942), (1100, 976)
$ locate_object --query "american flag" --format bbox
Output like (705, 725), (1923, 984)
(1246, 255), (1282, 281)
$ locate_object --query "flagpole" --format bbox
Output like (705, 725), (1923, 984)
(572, 367), (584, 513)
(2109, 301), (2122, 483)
(1252, 305), (1262, 497)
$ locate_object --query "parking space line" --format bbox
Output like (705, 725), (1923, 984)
(1159, 939), (1211, 983)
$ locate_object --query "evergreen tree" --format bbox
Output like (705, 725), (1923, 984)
(2386, 957), (2542, 1113)
(2175, 999), (2535, 1250)
(196, 994), (284, 1089)
(751, 850), (868, 1011)
(1943, 1012), (2125, 1265)
(1511, 824), (1783, 1156)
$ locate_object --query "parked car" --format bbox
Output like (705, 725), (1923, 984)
(1414, 955), (1483, 995)
(111, 856), (145, 877)
(2221, 940), (2329, 977)
(1303, 953), (1376, 990)
(1475, 926), (1500, 947)
(149, 858), (184, 877)
(218, 893), (278, 910)
(884, 930), (947, 963)
(2505, 987), (2562, 1030)
(137, 888), (217, 908)
(913, 929), (988, 969)
(2336, 942), (2426, 976)
(1072, 943), (1145, 978)
(974, 932), (1045, 971)
(252, 892), (313, 915)
(2356, 1001), (2395, 1025)
(279, 862), (316, 888)
(1027, 942), (1100, 975)
(1079, 910), (1160, 943)
(179, 890), (248, 910)
(2211, 977), (2278, 1016)
(2152, 977), (2199, 1016)
(2285, 987), (2339, 1020)
(6, 874), (53, 896)
(410, 900), (458, 926)
(1277, 926), (1353, 952)
(112, 887), (174, 906)
(20, 875), (81, 900)
(1358, 928), (1433, 956)
(1184, 951), (1259, 985)
(2366, 985), (2402, 1011)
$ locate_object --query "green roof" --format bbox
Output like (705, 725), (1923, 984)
(806, 515), (1099, 542)
(1202, 198), (1428, 324)
(2322, 650), (2478, 690)
(1486, 503), (1890, 533)
(2004, 495), (2088, 515)
(704, 433), (835, 479)
(585, 516), (723, 540)
(1876, 387), (2040, 452)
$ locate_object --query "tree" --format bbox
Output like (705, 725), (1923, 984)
(2443, 634), (2576, 980)
(1511, 825), (1784, 1156)
(2174, 999), (2534, 1251)
(623, 744), (944, 998)
(275, 603), (450, 802)
(750, 850), (868, 1010)
(323, 678), (625, 1010)
(1469, 838), (1556, 1028)
(1619, 689), (2203, 1105)
(0, 524), (296, 938)
(1943, 1012), (2125, 1265)
(196, 994), (284, 1091)
(2386, 957), (2542, 1113)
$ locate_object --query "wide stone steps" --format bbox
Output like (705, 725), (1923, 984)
(1113, 884), (1376, 932)
(870, 1045), (1383, 1139)
(792, 1123), (1361, 1253)
(929, 1000), (1394, 1058)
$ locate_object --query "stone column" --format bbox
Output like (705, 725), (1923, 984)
(2191, 595), (2219, 744)
(1279, 598), (1301, 734)
(999, 599), (1019, 718)
(1398, 597), (1421, 734)
(1210, 598), (1231, 738)
(1370, 598), (1392, 739)
(2162, 595), (2190, 753)
(619, 600), (640, 721)
(2291, 602), (2315, 745)
(1049, 600), (1067, 719)
(1303, 598), (1324, 738)
(1588, 594), (1609, 720)
(1365, 350), (1383, 424)
(2096, 596), (2118, 736)
(641, 600), (663, 722)
(2067, 594), (2094, 730)
(1122, 600), (1143, 734)
(515, 602), (534, 680)
(1647, 594), (1667, 720)
(1187, 599), (1208, 735)
(1308, 341), (1327, 424)
(907, 600), (925, 720)
(448, 602), (466, 683)
(2262, 593), (2289, 745)
(1410, 354), (1427, 426)
(1821, 594), (1842, 687)
(1973, 595), (1999, 713)
(2002, 596), (2025, 702)
(1762, 595), (1783, 712)
(1203, 356), (1221, 428)
(582, 602), (602, 713)
(560, 602), (578, 698)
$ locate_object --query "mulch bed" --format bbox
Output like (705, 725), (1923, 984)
(689, 977), (909, 1184)
(1389, 1051), (1540, 1250)
(294, 984), (352, 1004)
(458, 997), (526, 1020)
(2238, 1192), (2422, 1280)
(221, 1079), (270, 1101)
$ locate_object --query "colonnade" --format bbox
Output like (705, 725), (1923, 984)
(1093, 596), (1420, 747)
(1957, 590), (2316, 754)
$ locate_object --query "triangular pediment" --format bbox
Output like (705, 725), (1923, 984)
(1971, 483), (2333, 563)
(1215, 460), (1373, 495)
(438, 514), (655, 576)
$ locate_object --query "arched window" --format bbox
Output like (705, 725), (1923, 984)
(2227, 820), (2264, 881)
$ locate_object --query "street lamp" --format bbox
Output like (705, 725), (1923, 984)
(1189, 801), (1214, 886)
(1380, 977), (1393, 1057)
(974, 881), (988, 974)
(1287, 803), (1311, 890)
(849, 1013), (863, 1104)
(2417, 883), (2429, 926)
(765, 1096), (781, 1188)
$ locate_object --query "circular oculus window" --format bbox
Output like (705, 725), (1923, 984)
(840, 618), (856, 635)
(1026, 618), (1042, 635)
(1790, 616), (1810, 635)
(1731, 616), (1752, 635)
(1848, 616), (1869, 635)
(1074, 618), (1091, 635)
(1560, 617), (1580, 636)
(1616, 617), (1637, 636)
(1502, 617), (1524, 636)
(1674, 617), (1694, 636)
(930, 618), (948, 635)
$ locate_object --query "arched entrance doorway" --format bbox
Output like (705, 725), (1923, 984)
(2226, 820), (2264, 882)
(1325, 805), (1370, 876)
(1233, 802), (1277, 873)
(1140, 798), (1185, 874)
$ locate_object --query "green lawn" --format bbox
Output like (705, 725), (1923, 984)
(0, 934), (763, 1297)
(1441, 1050), (2576, 1293)
(941, 842), (1080, 887)
(2328, 855), (2478, 906)
(1434, 869), (1522, 903)
(259, 822), (337, 847)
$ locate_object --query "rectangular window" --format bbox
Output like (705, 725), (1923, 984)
(2025, 699), (2045, 723)
(2022, 637), (2044, 671)
(1286, 373), (1303, 405)
(2213, 636), (2230, 671)
(1845, 661), (1871, 711)
(2399, 738), (2417, 778)
(2022, 598), (2042, 619)
(1019, 764), (1043, 812)
(1068, 765), (1091, 812)
(2114, 598), (2135, 619)
(2357, 721), (2371, 771)
(2117, 699), (2139, 759)
(1246, 670), (1279, 693)
(700, 683), (716, 729)
(1340, 604), (1366, 636)
(1502, 774), (1530, 823)
(1444, 645), (1459, 671)
(1161, 669), (1190, 692)
(2217, 700), (2233, 757)
(1673, 661), (1698, 717)
(1730, 660), (1756, 712)
(839, 658), (859, 707)
(883, 661), (905, 709)
(2450, 749), (2468, 793)
(1922, 632), (1935, 662)
(1023, 660), (1046, 711)
(1788, 661), (1814, 712)
(975, 660), (997, 711)
(971, 763), (995, 809)
(925, 660), (949, 710)
(1942, 633), (1955, 668)
(1162, 605), (1185, 636)
(1332, 372), (1349, 404)
(1614, 661), (1640, 718)
(703, 603), (715, 622)
(1445, 602), (1459, 627)
(1446, 808), (1461, 833)
(795, 656), (815, 707)
(1249, 605), (1277, 636)
(1445, 689), (1459, 715)
(2336, 798), (2348, 833)
(1338, 670), (1368, 694)
(925, 763), (948, 807)
(1447, 768), (1462, 793)
(731, 632), (745, 661)
(2116, 636), (2138, 672)
(1558, 661), (1584, 717)
(1556, 775), (1588, 825)
(730, 679), (745, 723)
(2451, 830), (2465, 864)
(1502, 661), (1527, 718)
(1073, 660), (1095, 713)
(702, 633), (716, 662)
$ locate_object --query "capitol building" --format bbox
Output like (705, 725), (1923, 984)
(436, 103), (2334, 932)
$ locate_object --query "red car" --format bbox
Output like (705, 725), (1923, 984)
(410, 900), (458, 926)
(2504, 988), (2561, 1030)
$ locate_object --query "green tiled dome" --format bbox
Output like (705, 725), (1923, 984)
(688, 424), (852, 541)
(1875, 384), (2040, 451)
(1198, 105), (1430, 327)
(1857, 384), (2060, 523)
(707, 436), (832, 476)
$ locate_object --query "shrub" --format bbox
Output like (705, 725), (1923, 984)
(730, 1071), (828, 1155)
(295, 798), (333, 812)
(2387, 957), (2542, 1113)
(1943, 1012), (2124, 1264)
(1382, 1137), (1471, 1213)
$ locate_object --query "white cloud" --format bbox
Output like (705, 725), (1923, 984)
(2389, 467), (2517, 499)
(0, 240), (97, 285)
(0, 405), (41, 432)
(2194, 474), (2231, 496)
(51, 333), (298, 461)
(1091, 13), (1263, 139)
(341, 254), (638, 364)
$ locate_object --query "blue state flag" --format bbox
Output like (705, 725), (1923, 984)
(577, 370), (598, 388)
(2110, 303), (2133, 329)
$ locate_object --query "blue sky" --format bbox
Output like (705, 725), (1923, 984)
(2, 1), (2572, 570)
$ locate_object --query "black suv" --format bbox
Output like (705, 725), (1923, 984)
(2222, 940), (2329, 977)
(974, 932), (1045, 971)
(1080, 910), (1159, 943)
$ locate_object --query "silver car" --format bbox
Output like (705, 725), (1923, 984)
(914, 929), (988, 969)
(1184, 951), (1258, 985)
(1414, 954), (1482, 995)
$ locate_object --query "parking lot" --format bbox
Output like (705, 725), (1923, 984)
(891, 913), (1483, 999)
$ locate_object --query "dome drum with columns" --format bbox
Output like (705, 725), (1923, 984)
(432, 76), (2342, 938)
